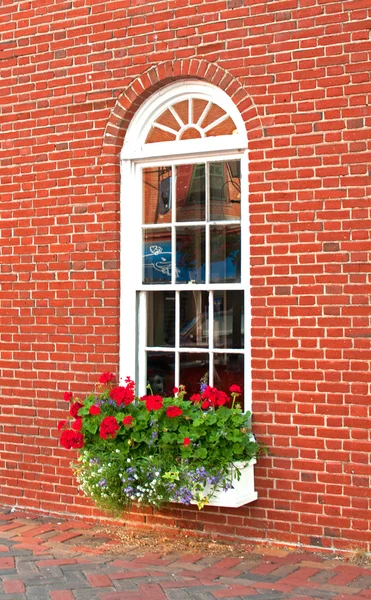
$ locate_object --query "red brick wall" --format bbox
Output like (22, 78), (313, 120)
(1, 0), (371, 553)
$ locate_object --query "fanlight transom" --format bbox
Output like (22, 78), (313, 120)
(146, 97), (237, 144)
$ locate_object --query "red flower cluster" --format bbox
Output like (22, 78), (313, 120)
(142, 395), (163, 411)
(166, 406), (182, 418)
(123, 415), (134, 427)
(99, 416), (120, 440)
(190, 393), (201, 403)
(110, 377), (135, 406)
(99, 372), (115, 384)
(201, 386), (228, 408)
(89, 405), (100, 415)
(230, 384), (242, 394)
(64, 392), (73, 402)
(70, 402), (83, 418)
(183, 437), (191, 446)
(60, 430), (84, 450)
(72, 418), (83, 431)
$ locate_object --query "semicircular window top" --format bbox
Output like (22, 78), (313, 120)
(121, 81), (247, 160)
(146, 98), (237, 143)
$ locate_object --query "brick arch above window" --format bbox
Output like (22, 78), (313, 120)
(101, 59), (263, 158)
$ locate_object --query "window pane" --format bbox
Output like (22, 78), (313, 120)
(143, 228), (172, 284)
(210, 161), (241, 221)
(179, 291), (208, 348)
(210, 225), (241, 283)
(214, 353), (244, 408)
(179, 352), (209, 397)
(176, 164), (205, 222)
(143, 166), (172, 225)
(176, 226), (205, 284)
(147, 292), (175, 347)
(147, 352), (175, 397)
(214, 291), (244, 349)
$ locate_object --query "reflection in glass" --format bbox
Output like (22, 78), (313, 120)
(179, 291), (208, 347)
(143, 166), (172, 225)
(210, 161), (241, 221)
(143, 228), (172, 284)
(179, 352), (208, 397)
(176, 164), (205, 222)
(210, 225), (241, 283)
(147, 352), (175, 397)
(214, 291), (244, 349)
(176, 226), (205, 283)
(147, 292), (175, 347)
(214, 353), (244, 408)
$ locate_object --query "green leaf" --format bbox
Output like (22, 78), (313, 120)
(78, 406), (90, 416)
(83, 420), (98, 434)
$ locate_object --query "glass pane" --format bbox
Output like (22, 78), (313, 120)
(214, 291), (244, 349)
(214, 353), (244, 408)
(179, 352), (209, 397)
(146, 126), (176, 144)
(179, 291), (208, 348)
(210, 225), (241, 283)
(147, 292), (175, 347)
(201, 103), (226, 129)
(179, 128), (202, 140)
(210, 161), (241, 221)
(176, 226), (205, 284)
(176, 164), (205, 222)
(143, 228), (172, 284)
(143, 166), (172, 225)
(172, 100), (188, 125)
(193, 98), (209, 123)
(147, 352), (175, 397)
(205, 116), (236, 137)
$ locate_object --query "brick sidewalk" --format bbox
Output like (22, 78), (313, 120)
(0, 508), (370, 599)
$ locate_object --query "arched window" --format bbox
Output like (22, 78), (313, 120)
(120, 81), (251, 409)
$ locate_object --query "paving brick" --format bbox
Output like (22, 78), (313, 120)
(0, 557), (15, 569)
(85, 573), (112, 588)
(213, 585), (258, 597)
(138, 582), (167, 599)
(50, 592), (76, 600)
(2, 580), (26, 593)
(109, 570), (149, 580)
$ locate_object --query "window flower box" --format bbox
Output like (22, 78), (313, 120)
(192, 460), (257, 508)
(59, 373), (263, 515)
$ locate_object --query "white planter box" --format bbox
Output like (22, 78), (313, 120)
(193, 459), (257, 509)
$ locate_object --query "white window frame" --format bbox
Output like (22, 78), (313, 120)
(119, 81), (252, 411)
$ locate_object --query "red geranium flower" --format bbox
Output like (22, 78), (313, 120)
(110, 384), (135, 406)
(123, 415), (134, 427)
(99, 416), (120, 440)
(215, 391), (228, 406)
(89, 405), (100, 415)
(183, 437), (191, 446)
(166, 406), (182, 418)
(60, 430), (84, 450)
(143, 395), (163, 411)
(63, 392), (73, 402)
(172, 387), (179, 394)
(230, 384), (242, 394)
(72, 418), (83, 431)
(58, 420), (67, 431)
(201, 399), (211, 410)
(99, 372), (115, 384)
(190, 393), (201, 403)
(70, 402), (83, 418)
